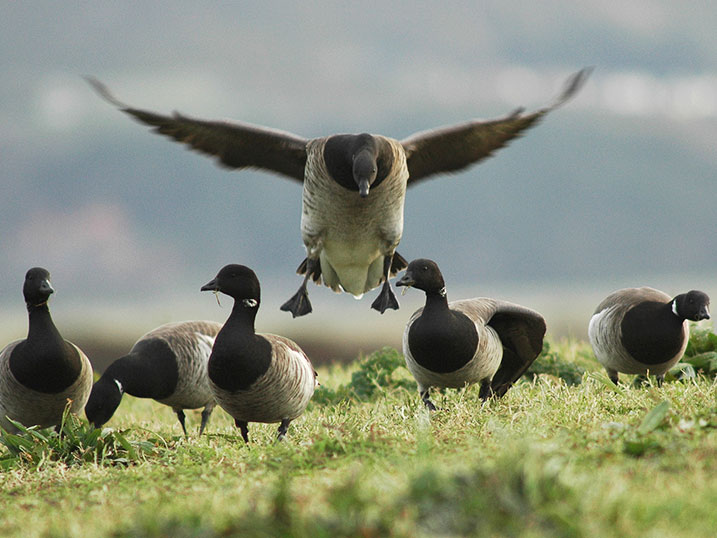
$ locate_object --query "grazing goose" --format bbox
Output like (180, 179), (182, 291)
(396, 259), (546, 410)
(88, 68), (590, 317)
(0, 268), (93, 432)
(85, 320), (222, 435)
(588, 288), (710, 385)
(200, 264), (317, 443)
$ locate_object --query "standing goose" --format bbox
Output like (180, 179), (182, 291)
(85, 320), (222, 435)
(88, 68), (590, 317)
(201, 264), (317, 443)
(0, 268), (93, 432)
(396, 259), (546, 410)
(588, 287), (710, 385)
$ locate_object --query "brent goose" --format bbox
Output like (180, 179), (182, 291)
(0, 268), (93, 431)
(201, 264), (317, 443)
(88, 68), (590, 317)
(589, 287), (710, 385)
(396, 259), (546, 410)
(85, 320), (222, 435)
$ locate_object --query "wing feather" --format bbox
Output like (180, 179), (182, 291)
(87, 77), (308, 182)
(401, 68), (592, 185)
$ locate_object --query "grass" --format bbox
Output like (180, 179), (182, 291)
(1, 332), (716, 537)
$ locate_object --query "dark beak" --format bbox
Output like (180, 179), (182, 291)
(395, 273), (415, 288)
(40, 279), (54, 295)
(358, 179), (370, 198)
(200, 278), (218, 292)
(697, 306), (710, 321)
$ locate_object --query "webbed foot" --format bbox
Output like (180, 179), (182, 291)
(371, 280), (399, 313)
(280, 286), (313, 317)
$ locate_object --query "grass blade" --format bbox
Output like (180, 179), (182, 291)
(637, 400), (671, 435)
(588, 372), (626, 395)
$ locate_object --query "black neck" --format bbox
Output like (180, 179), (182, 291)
(102, 340), (179, 399)
(208, 300), (271, 391)
(226, 300), (259, 335)
(9, 303), (82, 393)
(408, 291), (478, 374)
(26, 302), (63, 347)
(423, 290), (449, 312)
(621, 301), (685, 365)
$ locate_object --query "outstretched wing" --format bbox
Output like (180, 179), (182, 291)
(401, 68), (592, 185)
(486, 301), (547, 398)
(87, 78), (309, 182)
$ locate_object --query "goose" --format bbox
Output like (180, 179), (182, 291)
(200, 264), (317, 443)
(85, 320), (222, 435)
(588, 287), (710, 385)
(88, 68), (591, 317)
(0, 268), (93, 432)
(396, 259), (546, 410)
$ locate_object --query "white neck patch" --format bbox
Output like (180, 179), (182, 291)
(671, 299), (679, 317)
(114, 378), (124, 394)
(242, 298), (258, 308)
(439, 287), (447, 298)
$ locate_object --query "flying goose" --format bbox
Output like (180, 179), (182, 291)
(85, 320), (222, 435)
(588, 287), (710, 385)
(88, 68), (590, 317)
(201, 264), (317, 443)
(0, 268), (93, 432)
(396, 259), (546, 410)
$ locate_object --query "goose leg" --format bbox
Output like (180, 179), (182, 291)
(420, 390), (438, 411)
(174, 408), (188, 436)
(198, 402), (215, 436)
(633, 374), (649, 387)
(478, 381), (494, 400)
(235, 419), (249, 443)
(276, 418), (292, 441)
(371, 254), (400, 313)
(280, 258), (320, 318)
(605, 368), (619, 385)
(655, 374), (664, 387)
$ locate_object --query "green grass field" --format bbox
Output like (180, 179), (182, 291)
(1, 331), (716, 537)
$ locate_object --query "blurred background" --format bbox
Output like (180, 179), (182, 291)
(2, 1), (715, 368)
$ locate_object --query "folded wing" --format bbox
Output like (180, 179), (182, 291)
(485, 301), (546, 397)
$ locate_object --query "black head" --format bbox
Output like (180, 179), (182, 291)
(201, 264), (261, 307)
(396, 258), (446, 296)
(673, 290), (710, 321)
(85, 377), (124, 428)
(23, 267), (54, 307)
(323, 133), (390, 197)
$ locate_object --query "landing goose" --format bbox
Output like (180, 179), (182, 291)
(85, 320), (222, 435)
(88, 68), (590, 317)
(396, 259), (545, 410)
(0, 268), (93, 432)
(201, 264), (317, 443)
(588, 287), (710, 385)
